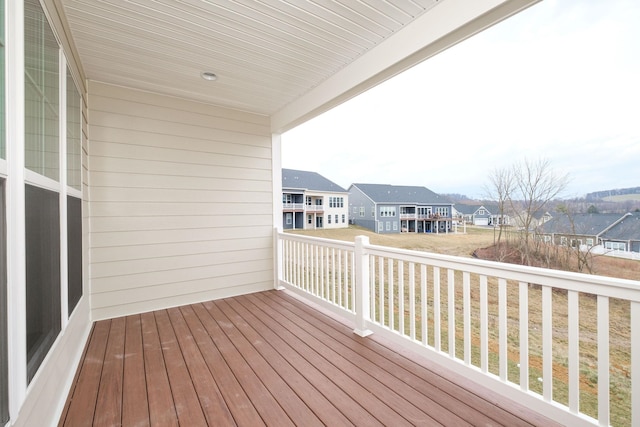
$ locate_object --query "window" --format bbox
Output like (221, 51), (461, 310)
(0, 0), (5, 161)
(327, 215), (331, 224)
(341, 214), (345, 223)
(377, 222), (383, 232)
(25, 185), (61, 383)
(66, 67), (81, 190)
(315, 198), (322, 206)
(359, 207), (365, 217)
(380, 206), (396, 217)
(435, 207), (449, 217)
(560, 236), (567, 246)
(306, 196), (311, 206)
(478, 208), (486, 215)
(67, 196), (82, 315)
(393, 222), (398, 231)
(385, 221), (391, 231)
(586, 238), (594, 247)
(0, 179), (7, 424)
(25, 0), (60, 181)
(604, 241), (625, 251)
(283, 194), (292, 204)
(334, 214), (338, 223)
(285, 213), (292, 225)
(307, 215), (312, 224)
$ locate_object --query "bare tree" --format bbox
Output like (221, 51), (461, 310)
(484, 166), (515, 261)
(506, 158), (569, 266)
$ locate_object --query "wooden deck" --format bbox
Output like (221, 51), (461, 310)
(58, 290), (560, 426)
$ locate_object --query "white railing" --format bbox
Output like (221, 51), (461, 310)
(276, 231), (640, 427)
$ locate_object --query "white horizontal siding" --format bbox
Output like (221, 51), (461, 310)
(88, 82), (274, 319)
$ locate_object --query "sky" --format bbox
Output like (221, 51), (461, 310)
(282, 0), (640, 200)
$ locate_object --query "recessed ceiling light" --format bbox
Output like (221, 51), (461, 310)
(201, 71), (218, 81)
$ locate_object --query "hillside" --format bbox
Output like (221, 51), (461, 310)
(586, 186), (640, 201)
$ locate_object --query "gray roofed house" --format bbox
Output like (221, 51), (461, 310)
(538, 213), (629, 248)
(282, 169), (348, 230)
(348, 183), (454, 234)
(454, 203), (510, 227)
(600, 212), (640, 253)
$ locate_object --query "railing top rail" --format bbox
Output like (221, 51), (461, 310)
(278, 231), (355, 251)
(363, 241), (640, 301)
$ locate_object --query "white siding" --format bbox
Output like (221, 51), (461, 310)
(87, 82), (274, 320)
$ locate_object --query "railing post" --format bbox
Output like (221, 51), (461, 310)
(354, 235), (372, 337)
(273, 227), (284, 290)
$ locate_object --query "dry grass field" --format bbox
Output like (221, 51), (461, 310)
(286, 225), (638, 426)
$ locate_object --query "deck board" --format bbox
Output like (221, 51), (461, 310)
(59, 290), (563, 426)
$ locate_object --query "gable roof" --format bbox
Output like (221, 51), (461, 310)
(282, 169), (347, 193)
(600, 213), (640, 241)
(539, 213), (624, 236)
(350, 183), (450, 205)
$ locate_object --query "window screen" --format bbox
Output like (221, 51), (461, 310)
(67, 196), (82, 315)
(0, 179), (8, 423)
(25, 184), (61, 383)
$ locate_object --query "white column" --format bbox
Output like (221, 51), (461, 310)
(353, 236), (372, 337)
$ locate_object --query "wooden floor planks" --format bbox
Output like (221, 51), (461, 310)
(59, 290), (561, 427)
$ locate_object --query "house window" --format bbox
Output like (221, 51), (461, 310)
(315, 198), (322, 206)
(385, 221), (391, 231)
(435, 207), (449, 217)
(307, 214), (312, 224)
(283, 194), (292, 204)
(67, 196), (82, 315)
(560, 236), (567, 246)
(604, 241), (625, 251)
(377, 222), (383, 232)
(393, 222), (398, 231)
(327, 215), (331, 224)
(334, 214), (338, 223)
(359, 207), (365, 217)
(25, 185), (61, 383)
(586, 238), (594, 247)
(0, 0), (4, 162)
(285, 212), (292, 225)
(25, 0), (60, 181)
(306, 196), (311, 206)
(0, 179), (7, 424)
(341, 214), (345, 223)
(380, 206), (396, 217)
(478, 208), (486, 215)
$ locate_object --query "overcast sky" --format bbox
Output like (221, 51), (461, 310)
(282, 0), (640, 200)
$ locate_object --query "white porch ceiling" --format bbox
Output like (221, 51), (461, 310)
(60, 0), (540, 132)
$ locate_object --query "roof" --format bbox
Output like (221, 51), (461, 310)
(59, 0), (540, 132)
(350, 183), (450, 205)
(600, 213), (640, 241)
(455, 204), (501, 215)
(282, 169), (347, 193)
(539, 213), (624, 236)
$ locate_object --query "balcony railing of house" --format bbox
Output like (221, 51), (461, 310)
(282, 202), (305, 210)
(399, 213), (416, 219)
(275, 230), (639, 427)
(305, 205), (324, 212)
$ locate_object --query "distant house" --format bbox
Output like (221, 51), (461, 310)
(537, 213), (627, 248)
(348, 183), (454, 234)
(282, 169), (349, 230)
(454, 204), (510, 226)
(599, 212), (640, 253)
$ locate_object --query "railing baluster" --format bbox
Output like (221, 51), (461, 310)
(568, 290), (579, 413)
(448, 269), (455, 358)
(542, 285), (552, 402)
(434, 266), (441, 352)
(389, 258), (394, 330)
(498, 278), (507, 381)
(409, 262), (416, 340)
(369, 255), (375, 316)
(632, 301), (639, 427)
(421, 264), (428, 346)
(519, 281), (529, 392)
(331, 247), (336, 303)
(464, 271), (471, 365)
(399, 261), (404, 334)
(480, 274), (488, 373)
(379, 256), (384, 324)
(598, 295), (610, 426)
